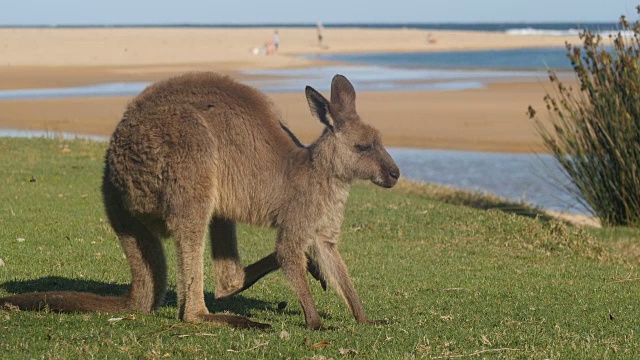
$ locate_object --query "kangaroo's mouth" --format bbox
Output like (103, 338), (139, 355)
(373, 176), (398, 188)
(371, 165), (400, 188)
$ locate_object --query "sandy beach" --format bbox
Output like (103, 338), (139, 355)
(0, 27), (580, 153)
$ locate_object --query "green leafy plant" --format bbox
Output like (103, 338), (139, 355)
(529, 10), (640, 227)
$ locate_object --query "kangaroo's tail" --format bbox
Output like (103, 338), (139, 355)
(0, 292), (129, 313)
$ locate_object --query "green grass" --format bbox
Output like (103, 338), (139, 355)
(0, 137), (639, 359)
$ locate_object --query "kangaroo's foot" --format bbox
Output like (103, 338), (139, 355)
(182, 309), (271, 330)
(200, 313), (271, 330)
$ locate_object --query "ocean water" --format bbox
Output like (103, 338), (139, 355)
(10, 22), (619, 36)
(309, 47), (574, 71)
(242, 46), (571, 94)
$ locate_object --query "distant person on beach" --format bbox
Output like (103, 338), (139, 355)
(426, 33), (437, 44)
(316, 21), (324, 47)
(263, 40), (275, 55)
(273, 30), (279, 51)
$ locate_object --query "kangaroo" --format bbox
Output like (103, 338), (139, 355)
(0, 72), (400, 330)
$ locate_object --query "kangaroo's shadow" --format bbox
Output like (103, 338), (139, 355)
(1, 276), (281, 317)
(1, 276), (127, 297)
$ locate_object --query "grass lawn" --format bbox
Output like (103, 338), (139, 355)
(0, 137), (638, 359)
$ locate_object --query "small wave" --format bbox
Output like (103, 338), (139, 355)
(506, 27), (634, 37)
(597, 30), (635, 38)
(505, 27), (581, 36)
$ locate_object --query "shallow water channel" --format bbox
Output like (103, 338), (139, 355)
(388, 148), (588, 214)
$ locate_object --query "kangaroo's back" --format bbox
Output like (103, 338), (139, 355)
(105, 72), (299, 224)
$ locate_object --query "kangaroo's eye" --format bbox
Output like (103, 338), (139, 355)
(355, 144), (373, 152)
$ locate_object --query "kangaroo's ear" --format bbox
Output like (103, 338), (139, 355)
(305, 85), (335, 129)
(330, 74), (356, 115)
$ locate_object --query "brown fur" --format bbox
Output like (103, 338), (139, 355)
(0, 72), (399, 329)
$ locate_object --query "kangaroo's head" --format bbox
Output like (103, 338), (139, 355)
(305, 75), (400, 188)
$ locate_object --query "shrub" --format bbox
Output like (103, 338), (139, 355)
(528, 10), (640, 227)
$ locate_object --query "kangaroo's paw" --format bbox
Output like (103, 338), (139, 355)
(214, 274), (245, 299)
(214, 266), (246, 300)
(214, 286), (244, 300)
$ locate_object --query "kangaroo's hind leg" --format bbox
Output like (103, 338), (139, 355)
(171, 212), (270, 329)
(103, 194), (167, 314)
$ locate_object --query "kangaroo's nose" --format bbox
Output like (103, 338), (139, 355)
(390, 170), (400, 180)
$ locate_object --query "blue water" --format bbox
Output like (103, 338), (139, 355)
(244, 65), (543, 93)
(310, 47), (574, 71)
(0, 82), (151, 101)
(389, 148), (589, 214)
(243, 47), (570, 93)
(0, 129), (107, 142)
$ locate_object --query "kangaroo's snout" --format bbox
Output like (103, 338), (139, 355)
(382, 165), (400, 188)
(372, 154), (400, 188)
